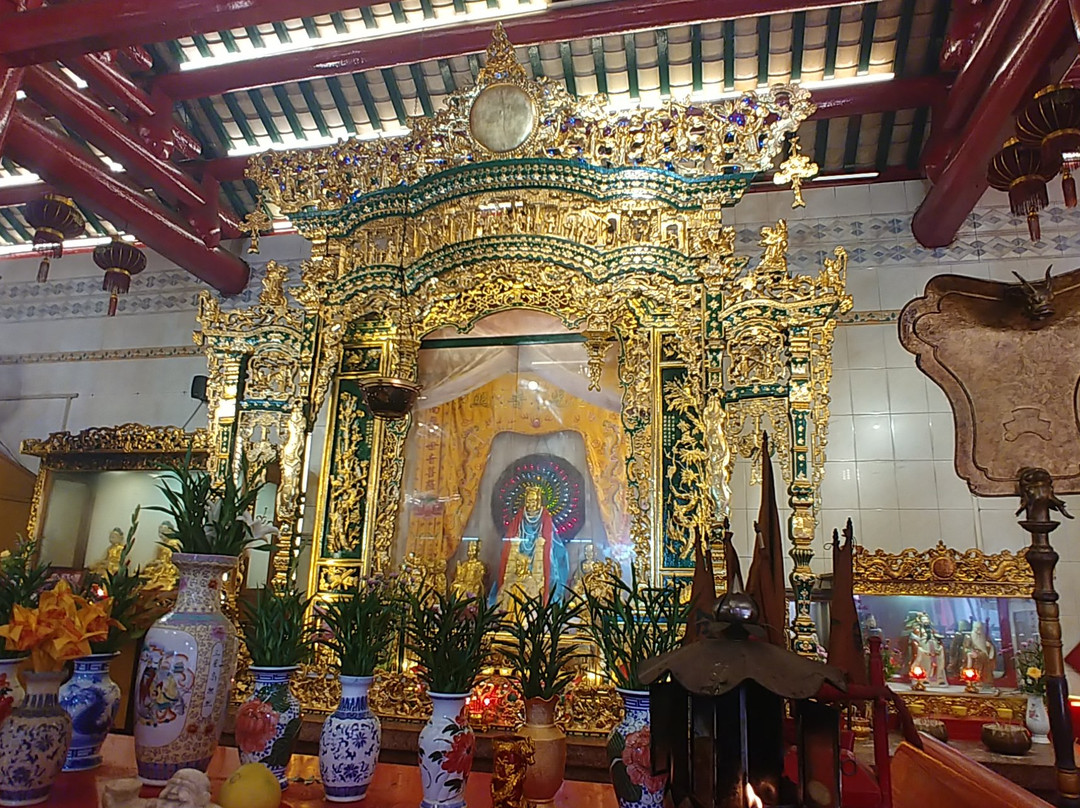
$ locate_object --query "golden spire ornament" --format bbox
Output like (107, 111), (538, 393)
(241, 207), (272, 254)
(773, 136), (819, 208)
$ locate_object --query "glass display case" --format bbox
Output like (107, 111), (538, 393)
(21, 424), (211, 574)
(853, 541), (1034, 719)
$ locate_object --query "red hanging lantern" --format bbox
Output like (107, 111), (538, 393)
(22, 194), (85, 282)
(987, 138), (1054, 242)
(93, 237), (146, 316)
(1016, 84), (1080, 207)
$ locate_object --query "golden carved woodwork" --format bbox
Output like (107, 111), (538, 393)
(852, 541), (1034, 597)
(902, 691), (1026, 721)
(20, 423), (209, 546)
(191, 26), (853, 727)
(900, 267), (1080, 495)
(21, 423), (209, 460)
(247, 25), (813, 215)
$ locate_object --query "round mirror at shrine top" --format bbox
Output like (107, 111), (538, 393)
(469, 83), (535, 153)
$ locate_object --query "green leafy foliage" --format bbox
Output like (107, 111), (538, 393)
(81, 508), (147, 653)
(494, 590), (588, 700)
(320, 577), (400, 677)
(405, 586), (500, 694)
(584, 570), (689, 690)
(0, 536), (51, 660)
(149, 448), (275, 557)
(240, 584), (314, 668)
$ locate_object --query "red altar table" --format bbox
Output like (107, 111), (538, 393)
(45, 735), (618, 808)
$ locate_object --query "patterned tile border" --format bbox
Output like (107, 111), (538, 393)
(1, 310), (902, 365)
(0, 344), (203, 366)
(2, 197), (1079, 323)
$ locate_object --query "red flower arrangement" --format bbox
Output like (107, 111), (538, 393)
(235, 699), (280, 754)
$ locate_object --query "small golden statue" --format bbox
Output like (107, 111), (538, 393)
(491, 734), (535, 808)
(576, 544), (619, 603)
(451, 541), (487, 598)
(89, 527), (125, 577)
(401, 551), (448, 598)
(143, 523), (180, 591)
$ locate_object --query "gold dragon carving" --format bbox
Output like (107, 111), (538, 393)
(853, 541), (1034, 597)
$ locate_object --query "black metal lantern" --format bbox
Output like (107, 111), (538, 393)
(641, 593), (846, 808)
(22, 194), (85, 281)
(1016, 84), (1080, 207)
(93, 236), (146, 316)
(987, 138), (1055, 242)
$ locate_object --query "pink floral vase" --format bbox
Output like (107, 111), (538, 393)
(607, 689), (666, 808)
(418, 693), (474, 808)
(235, 666), (301, 788)
(133, 553), (239, 785)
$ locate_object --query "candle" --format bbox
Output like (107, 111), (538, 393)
(909, 665), (927, 691)
(961, 667), (979, 693)
(746, 783), (763, 808)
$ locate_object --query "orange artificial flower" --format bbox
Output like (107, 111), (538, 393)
(0, 580), (120, 672)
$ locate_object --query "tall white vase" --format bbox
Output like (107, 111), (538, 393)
(1026, 693), (1051, 744)
(418, 692), (473, 808)
(319, 675), (380, 803)
(607, 689), (666, 808)
(133, 553), (239, 784)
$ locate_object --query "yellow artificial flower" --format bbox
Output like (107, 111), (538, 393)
(76, 597), (117, 643)
(0, 603), (44, 652)
(1028, 666), (1043, 680)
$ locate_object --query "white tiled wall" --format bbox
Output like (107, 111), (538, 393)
(5, 180), (1080, 680)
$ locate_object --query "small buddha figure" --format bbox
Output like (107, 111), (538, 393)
(576, 544), (619, 603)
(143, 522), (180, 591)
(452, 541), (487, 598)
(401, 552), (448, 599)
(90, 527), (126, 577)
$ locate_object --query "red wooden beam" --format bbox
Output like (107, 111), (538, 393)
(0, 0), (390, 67)
(153, 0), (868, 101)
(5, 110), (249, 293)
(807, 74), (948, 120)
(20, 65), (241, 241)
(69, 54), (201, 160)
(911, 0), (1071, 248)
(0, 63), (22, 155)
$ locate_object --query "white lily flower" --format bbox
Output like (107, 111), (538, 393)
(240, 512), (280, 542)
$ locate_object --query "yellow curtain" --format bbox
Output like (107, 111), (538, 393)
(405, 372), (629, 561)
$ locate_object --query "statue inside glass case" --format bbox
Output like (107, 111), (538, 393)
(905, 611), (948, 686)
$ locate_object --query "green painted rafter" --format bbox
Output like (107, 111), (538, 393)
(381, 68), (409, 126)
(247, 88), (283, 143)
(326, 76), (358, 135)
(352, 73), (383, 130)
(722, 21), (735, 91)
(790, 12), (806, 81)
(560, 42), (577, 96)
(757, 17), (770, 86)
(222, 93), (259, 146)
(299, 81), (331, 137)
(824, 7), (842, 79)
(690, 25), (702, 92)
(409, 64), (435, 116)
(624, 33), (639, 98)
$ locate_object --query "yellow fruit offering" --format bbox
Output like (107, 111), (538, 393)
(218, 762), (282, 808)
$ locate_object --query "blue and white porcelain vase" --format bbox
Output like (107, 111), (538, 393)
(0, 657), (26, 725)
(418, 692), (473, 808)
(607, 689), (665, 808)
(319, 675), (380, 803)
(133, 553), (239, 785)
(59, 652), (121, 771)
(236, 666), (302, 788)
(0, 670), (73, 806)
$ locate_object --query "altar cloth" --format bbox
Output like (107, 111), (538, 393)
(45, 735), (617, 808)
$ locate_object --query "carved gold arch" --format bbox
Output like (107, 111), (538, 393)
(207, 25), (853, 679)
